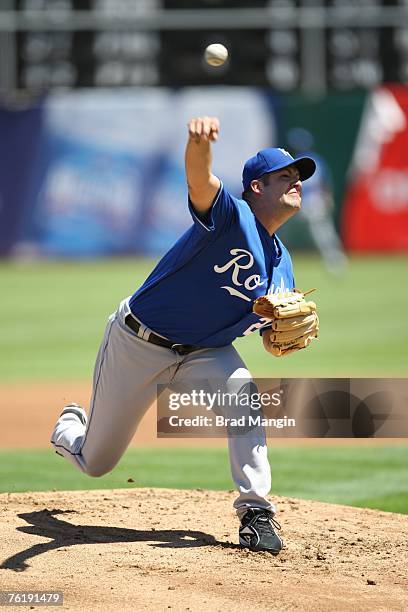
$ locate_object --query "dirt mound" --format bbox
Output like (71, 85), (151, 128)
(0, 489), (407, 611)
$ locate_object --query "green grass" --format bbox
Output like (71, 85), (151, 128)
(1, 255), (407, 381)
(1, 446), (407, 514)
(1, 257), (406, 515)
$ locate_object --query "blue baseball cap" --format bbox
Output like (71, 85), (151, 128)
(242, 147), (316, 191)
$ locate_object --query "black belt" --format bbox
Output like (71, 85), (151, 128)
(125, 314), (203, 356)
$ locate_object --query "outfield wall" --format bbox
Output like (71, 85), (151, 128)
(1, 86), (407, 257)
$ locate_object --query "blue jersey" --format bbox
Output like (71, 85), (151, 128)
(129, 183), (295, 347)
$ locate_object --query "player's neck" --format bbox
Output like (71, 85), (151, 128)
(252, 205), (297, 236)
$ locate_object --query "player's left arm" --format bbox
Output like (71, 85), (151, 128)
(185, 116), (221, 215)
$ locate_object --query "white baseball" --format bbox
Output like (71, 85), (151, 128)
(204, 43), (229, 67)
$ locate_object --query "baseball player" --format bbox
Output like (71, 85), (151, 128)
(51, 116), (316, 555)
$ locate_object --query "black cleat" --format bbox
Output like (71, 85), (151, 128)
(239, 508), (283, 555)
(61, 403), (87, 426)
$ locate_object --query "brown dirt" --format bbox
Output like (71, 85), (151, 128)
(1, 488), (407, 611)
(2, 382), (407, 609)
(1, 381), (406, 449)
(0, 381), (224, 449)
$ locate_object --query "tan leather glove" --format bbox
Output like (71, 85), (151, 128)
(253, 289), (319, 357)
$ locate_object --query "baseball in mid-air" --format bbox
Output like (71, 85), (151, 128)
(204, 43), (229, 67)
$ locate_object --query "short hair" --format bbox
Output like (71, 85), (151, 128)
(241, 173), (270, 201)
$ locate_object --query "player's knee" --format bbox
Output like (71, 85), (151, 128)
(83, 457), (117, 478)
(85, 464), (110, 478)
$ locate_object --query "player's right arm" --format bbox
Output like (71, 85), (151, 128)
(185, 116), (221, 215)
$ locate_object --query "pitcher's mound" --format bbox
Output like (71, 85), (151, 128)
(1, 488), (407, 611)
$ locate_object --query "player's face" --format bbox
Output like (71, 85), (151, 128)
(261, 166), (302, 211)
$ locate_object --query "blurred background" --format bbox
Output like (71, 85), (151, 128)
(1, 0), (408, 260)
(1, 0), (408, 375)
(0, 1), (407, 510)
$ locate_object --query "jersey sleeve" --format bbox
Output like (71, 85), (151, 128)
(188, 181), (238, 236)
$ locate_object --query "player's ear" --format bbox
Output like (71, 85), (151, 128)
(250, 179), (263, 195)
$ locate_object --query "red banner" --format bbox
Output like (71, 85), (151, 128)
(342, 85), (408, 251)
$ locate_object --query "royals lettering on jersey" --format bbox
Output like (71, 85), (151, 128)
(214, 247), (266, 302)
(129, 183), (295, 347)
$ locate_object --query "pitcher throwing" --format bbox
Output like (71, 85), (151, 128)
(51, 116), (318, 554)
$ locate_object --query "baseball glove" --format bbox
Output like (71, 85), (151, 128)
(253, 289), (319, 357)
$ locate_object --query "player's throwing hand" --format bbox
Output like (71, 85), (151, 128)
(188, 116), (219, 143)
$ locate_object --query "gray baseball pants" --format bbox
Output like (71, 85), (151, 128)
(51, 299), (275, 517)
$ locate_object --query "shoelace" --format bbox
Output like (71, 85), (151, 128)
(269, 516), (282, 531)
(245, 511), (282, 532)
(255, 515), (282, 541)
